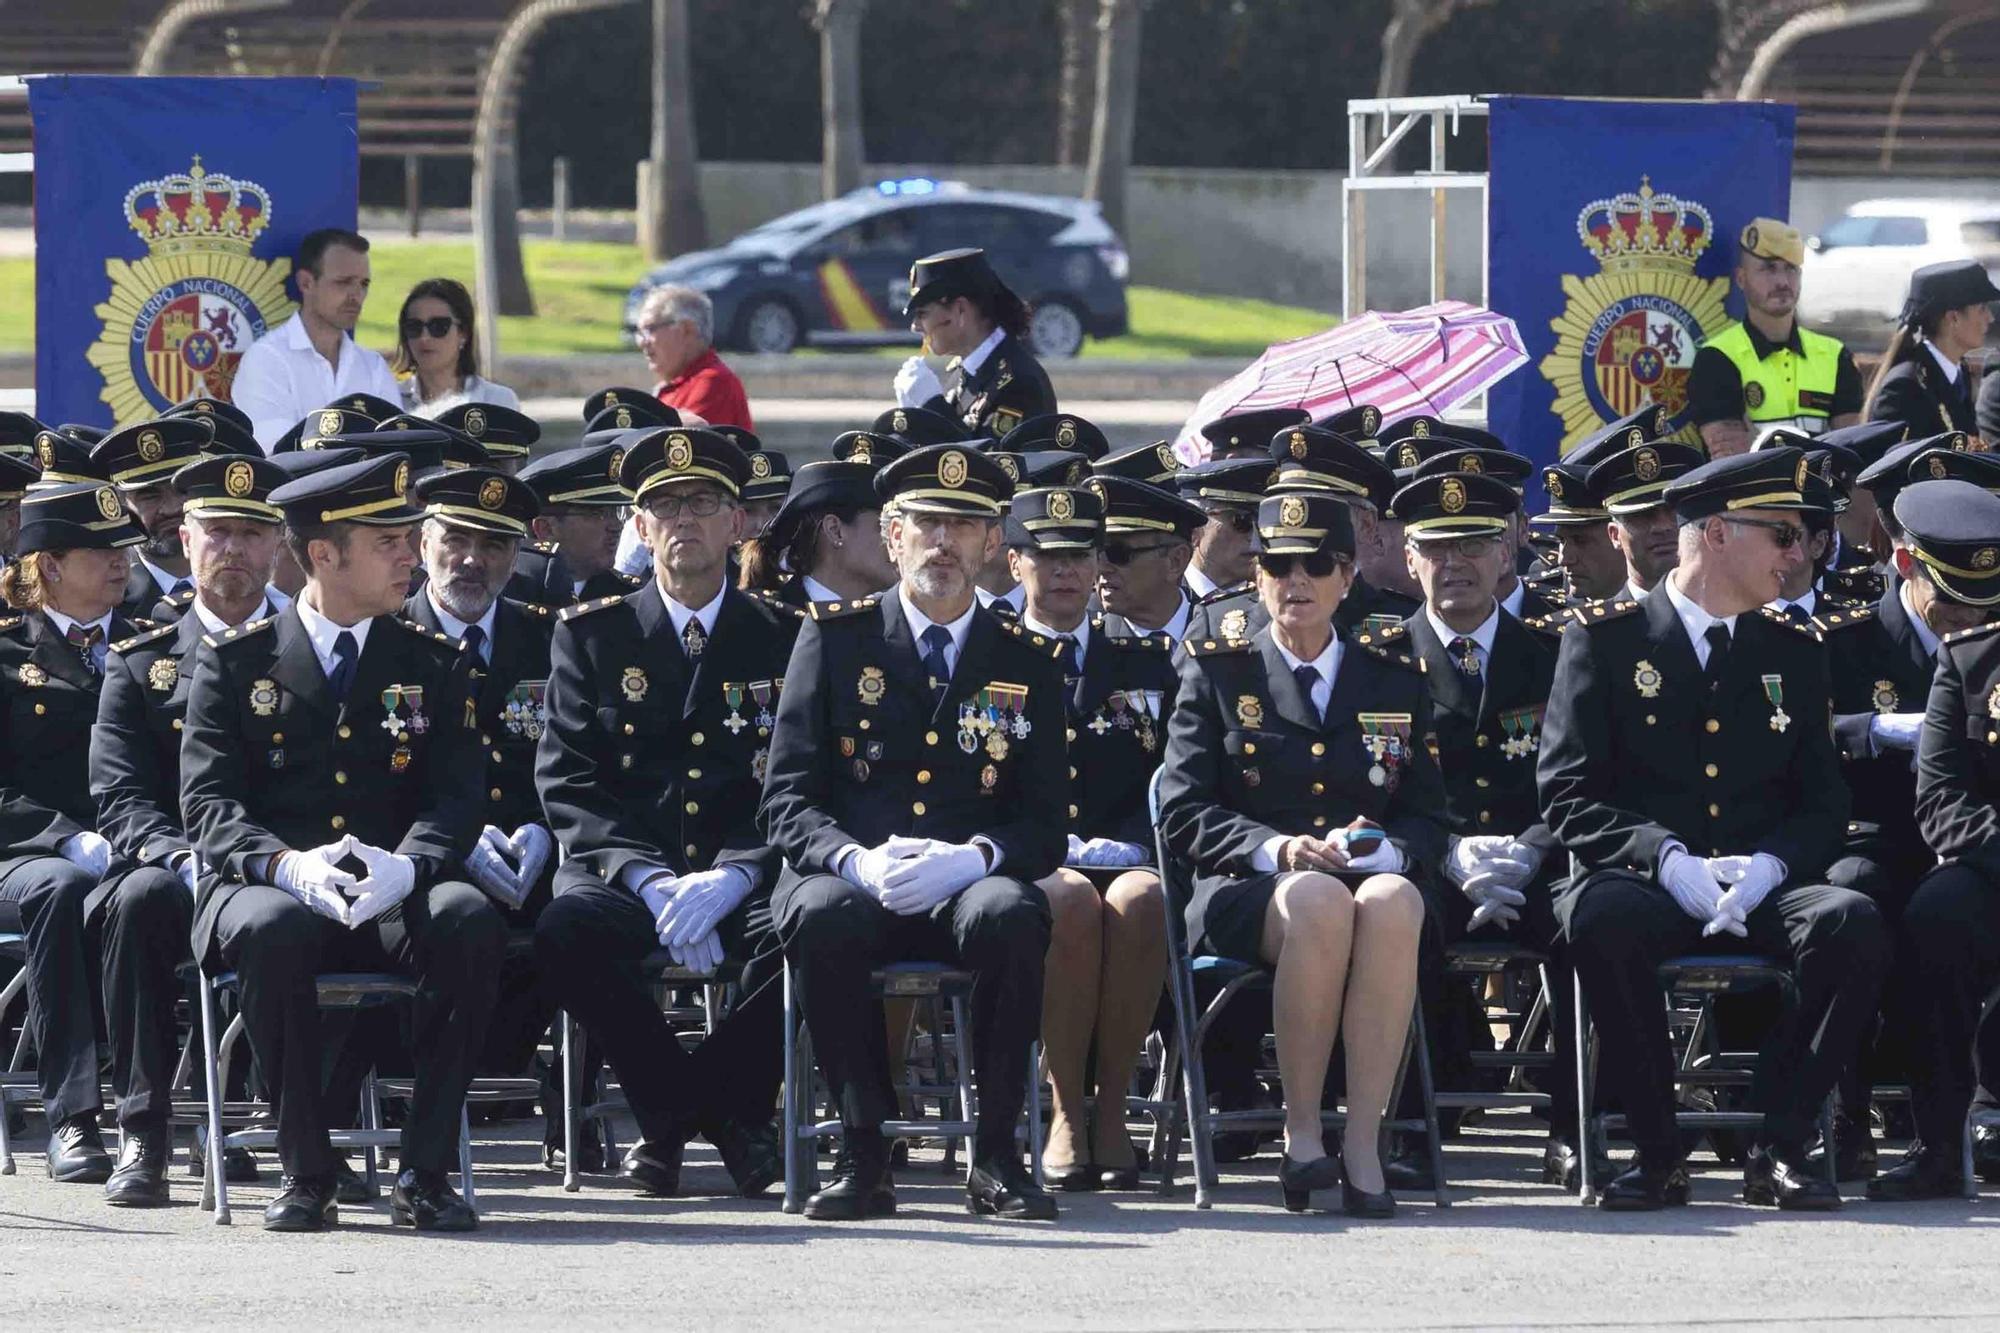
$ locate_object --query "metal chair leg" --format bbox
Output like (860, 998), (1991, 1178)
(1574, 969), (1595, 1206)
(362, 1070), (382, 1195)
(781, 964), (803, 1214)
(198, 970), (229, 1224)
(949, 993), (975, 1182)
(1410, 1001), (1449, 1208)
(561, 1009), (580, 1193)
(1027, 1040), (1045, 1188)
(458, 1103), (476, 1211)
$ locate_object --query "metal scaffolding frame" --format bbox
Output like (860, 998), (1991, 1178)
(1342, 94), (1489, 322)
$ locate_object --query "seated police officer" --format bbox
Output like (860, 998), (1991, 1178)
(1004, 484), (1174, 1191)
(738, 459), (897, 609)
(1539, 448), (1891, 1211)
(1175, 456), (1273, 603)
(535, 427), (801, 1199)
(760, 443), (1067, 1221)
(181, 451), (502, 1232)
(1532, 462), (1625, 604)
(1089, 476), (1210, 645)
(1872, 480), (2000, 1198)
(1586, 436), (1705, 604)
(0, 484), (151, 1192)
(516, 439), (647, 606)
(428, 402), (539, 478)
(88, 418), (213, 623)
(1158, 492), (1438, 1216)
(90, 456), (290, 1204)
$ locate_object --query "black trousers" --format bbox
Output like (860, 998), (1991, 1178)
(0, 858), (189, 1129)
(205, 880), (505, 1177)
(1896, 863), (2000, 1153)
(1567, 869), (1888, 1163)
(774, 872), (1050, 1161)
(1826, 837), (1935, 1115)
(534, 876), (784, 1145)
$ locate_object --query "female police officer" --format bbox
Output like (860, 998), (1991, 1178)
(1158, 491), (1440, 1216)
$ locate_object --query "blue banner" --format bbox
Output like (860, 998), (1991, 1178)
(1485, 96), (1795, 467)
(30, 76), (359, 428)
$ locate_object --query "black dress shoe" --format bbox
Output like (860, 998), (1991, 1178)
(1807, 1112), (1879, 1182)
(390, 1168), (478, 1232)
(966, 1156), (1059, 1220)
(1867, 1145), (1964, 1201)
(619, 1139), (684, 1196)
(1044, 1160), (1102, 1193)
(263, 1174), (339, 1232)
(104, 1130), (170, 1207)
(1381, 1143), (1436, 1192)
(1973, 1124), (2000, 1185)
(803, 1133), (896, 1220)
(1342, 1177), (1397, 1219)
(1598, 1160), (1692, 1211)
(1096, 1162), (1144, 1191)
(542, 1118), (606, 1174)
(708, 1117), (783, 1199)
(333, 1157), (374, 1205)
(186, 1136), (261, 1184)
(46, 1116), (113, 1184)
(1278, 1152), (1342, 1212)
(1542, 1139), (1616, 1191)
(1743, 1144), (1841, 1211)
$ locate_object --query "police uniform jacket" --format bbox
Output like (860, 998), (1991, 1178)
(538, 584), (803, 898)
(1157, 624), (1448, 928)
(1914, 620), (2000, 877)
(180, 607), (482, 958)
(922, 332), (1057, 439)
(91, 613), (207, 877)
(1870, 354), (1979, 440)
(1536, 588), (1848, 924)
(759, 594), (1069, 882)
(403, 592), (555, 839)
(115, 563), (175, 625)
(1822, 587), (1935, 852)
(1182, 572), (1419, 646)
(0, 609), (138, 880)
(1058, 612), (1179, 848)
(506, 542), (643, 607)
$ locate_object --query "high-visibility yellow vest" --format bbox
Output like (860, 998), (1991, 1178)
(1703, 321), (1845, 430)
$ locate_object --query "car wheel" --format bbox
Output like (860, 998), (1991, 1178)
(739, 298), (801, 355)
(1027, 299), (1086, 359)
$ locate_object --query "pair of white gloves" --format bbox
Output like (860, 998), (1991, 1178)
(464, 823), (554, 910)
(273, 834), (417, 929)
(893, 357), (946, 408)
(843, 835), (991, 915)
(1870, 712), (1922, 768)
(1658, 845), (1786, 938)
(1445, 834), (1547, 931)
(636, 864), (755, 973)
(1066, 834), (1149, 868)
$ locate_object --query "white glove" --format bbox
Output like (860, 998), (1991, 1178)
(893, 356), (945, 408)
(508, 822), (553, 895)
(670, 930), (726, 975)
(1343, 839), (1407, 874)
(1703, 852), (1785, 937)
(1658, 845), (1724, 924)
(1494, 837), (1546, 884)
(878, 842), (988, 916)
(466, 826), (526, 909)
(1869, 712), (1923, 752)
(657, 866), (753, 950)
(60, 831), (111, 877)
(842, 835), (943, 892)
(345, 842), (417, 928)
(1445, 834), (1511, 888)
(274, 839), (357, 924)
(1468, 897), (1522, 931)
(1066, 833), (1149, 868)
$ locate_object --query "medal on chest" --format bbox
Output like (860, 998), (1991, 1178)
(381, 684), (427, 735)
(501, 681), (548, 741)
(1358, 711), (1414, 788)
(1762, 674), (1790, 733)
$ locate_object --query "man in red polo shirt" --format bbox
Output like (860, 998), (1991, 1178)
(635, 285), (754, 430)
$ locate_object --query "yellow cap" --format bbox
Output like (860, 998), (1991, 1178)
(1739, 218), (1803, 267)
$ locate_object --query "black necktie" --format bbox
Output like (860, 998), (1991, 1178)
(169, 578), (192, 597)
(1293, 663), (1322, 723)
(1450, 635), (1481, 677)
(921, 625), (952, 703)
(681, 617), (706, 661)
(461, 623), (487, 663)
(1703, 623), (1731, 691)
(1782, 603), (1809, 624)
(1057, 634), (1081, 679)
(328, 629), (358, 700)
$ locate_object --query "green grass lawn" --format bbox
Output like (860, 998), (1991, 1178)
(0, 239), (1333, 360)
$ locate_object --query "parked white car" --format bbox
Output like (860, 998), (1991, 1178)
(1799, 197), (2000, 328)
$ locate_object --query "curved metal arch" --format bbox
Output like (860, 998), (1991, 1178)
(314, 0), (379, 77)
(136, 0), (293, 77)
(1879, 9), (1999, 170)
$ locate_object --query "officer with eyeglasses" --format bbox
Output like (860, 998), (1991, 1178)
(1539, 447), (1889, 1211)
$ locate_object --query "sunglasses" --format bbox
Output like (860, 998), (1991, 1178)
(1205, 509), (1254, 534)
(1722, 516), (1806, 550)
(401, 316), (459, 340)
(1101, 541), (1183, 567)
(1258, 551), (1342, 579)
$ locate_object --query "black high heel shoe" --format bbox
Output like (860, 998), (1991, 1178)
(1341, 1176), (1397, 1218)
(1278, 1153), (1343, 1212)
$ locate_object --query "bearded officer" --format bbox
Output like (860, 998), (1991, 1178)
(181, 451), (501, 1232)
(88, 418), (213, 622)
(760, 442), (1067, 1221)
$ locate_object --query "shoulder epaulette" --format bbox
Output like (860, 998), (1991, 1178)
(808, 595), (880, 622)
(999, 619), (1066, 659)
(1757, 606), (1824, 641)
(110, 622), (180, 655)
(1354, 623), (1409, 648)
(1521, 611), (1568, 636)
(529, 540), (558, 555)
(558, 595), (626, 622)
(1107, 633), (1169, 652)
(747, 589), (806, 619)
(1357, 637), (1424, 672)
(201, 614), (275, 650)
(1942, 619), (2000, 648)
(391, 615), (462, 650)
(1195, 581), (1249, 607)
(515, 599), (555, 618)
(985, 599), (1021, 621)
(1570, 597), (1641, 626)
(158, 587), (196, 609)
(0, 615), (21, 633)
(618, 572), (646, 588)
(1813, 603), (1877, 631)
(127, 617), (161, 633)
(1184, 636), (1255, 657)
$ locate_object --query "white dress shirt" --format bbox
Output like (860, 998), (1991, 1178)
(900, 586), (977, 677)
(1499, 581), (1526, 619)
(136, 556), (189, 598)
(42, 607), (114, 671)
(426, 589), (499, 663)
(1425, 602), (1501, 677)
(801, 573), (843, 603)
(1021, 611), (1091, 662)
(1663, 574), (1737, 668)
(1250, 632), (1344, 871)
(974, 583), (1026, 614)
(401, 374), (522, 415)
(1923, 339), (1963, 386)
(293, 593), (374, 676)
(1125, 593), (1192, 646)
(1185, 565), (1223, 600)
(957, 327), (1007, 378)
(191, 595), (277, 636)
(1766, 588), (1820, 621)
(232, 312), (402, 452)
(660, 580), (725, 643)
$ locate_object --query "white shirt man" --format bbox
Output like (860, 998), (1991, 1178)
(232, 312), (401, 453)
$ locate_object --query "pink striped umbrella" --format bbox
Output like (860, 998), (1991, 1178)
(1173, 300), (1529, 463)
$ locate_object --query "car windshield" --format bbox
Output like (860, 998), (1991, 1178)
(1963, 219), (2000, 249)
(1815, 216), (1877, 250)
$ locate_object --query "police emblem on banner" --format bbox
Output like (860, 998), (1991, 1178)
(1539, 176), (1730, 450)
(86, 157), (295, 423)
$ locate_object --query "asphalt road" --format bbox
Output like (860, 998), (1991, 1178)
(4, 1110), (1997, 1330)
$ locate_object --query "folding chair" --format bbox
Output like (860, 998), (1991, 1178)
(780, 959), (1044, 1213)
(0, 932), (23, 1174)
(1433, 941), (1555, 1118)
(1573, 952), (1837, 1205)
(1959, 982), (2000, 1199)
(1146, 769), (1448, 1209)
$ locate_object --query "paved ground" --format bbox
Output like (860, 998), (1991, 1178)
(4, 1110), (1997, 1330)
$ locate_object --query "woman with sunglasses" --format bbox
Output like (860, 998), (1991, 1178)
(393, 278), (521, 414)
(1159, 491), (1442, 1217)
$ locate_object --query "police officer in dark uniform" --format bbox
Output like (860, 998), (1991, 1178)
(1538, 448), (1890, 1210)
(428, 402), (539, 477)
(1586, 437), (1705, 603)
(90, 418), (213, 623)
(515, 440), (647, 606)
(721, 429), (790, 541)
(1000, 412), (1111, 463)
(1200, 407), (1310, 463)
(164, 397), (262, 458)
(1398, 447), (1552, 620)
(534, 427), (803, 1199)
(760, 443), (1067, 1221)
(1532, 461), (1625, 604)
(181, 451), (501, 1232)
(1878, 480), (2000, 1198)
(0, 484), (148, 1190)
(870, 405), (966, 451)
(1175, 457), (1272, 604)
(1088, 475), (1210, 644)
(0, 451), (39, 562)
(89, 454), (292, 1203)
(894, 248), (1057, 439)
(1867, 260), (2000, 443)
(1003, 484), (1176, 1189)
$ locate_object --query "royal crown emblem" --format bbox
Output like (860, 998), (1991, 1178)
(87, 157), (294, 424)
(1540, 175), (1729, 452)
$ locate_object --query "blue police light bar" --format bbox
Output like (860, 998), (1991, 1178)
(876, 178), (939, 196)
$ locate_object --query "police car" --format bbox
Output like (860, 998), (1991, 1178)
(624, 179), (1130, 359)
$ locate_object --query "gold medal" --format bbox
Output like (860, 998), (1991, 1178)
(147, 657), (177, 691)
(858, 666), (885, 706)
(1219, 608), (1248, 641)
(1872, 680), (1898, 713)
(1235, 694), (1264, 729)
(986, 730), (1009, 762)
(249, 677), (279, 716)
(621, 666), (648, 702)
(16, 663), (45, 687)
(390, 746), (412, 773)
(981, 763), (998, 790)
(1633, 660), (1662, 699)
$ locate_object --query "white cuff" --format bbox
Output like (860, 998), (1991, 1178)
(1251, 835), (1288, 874)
